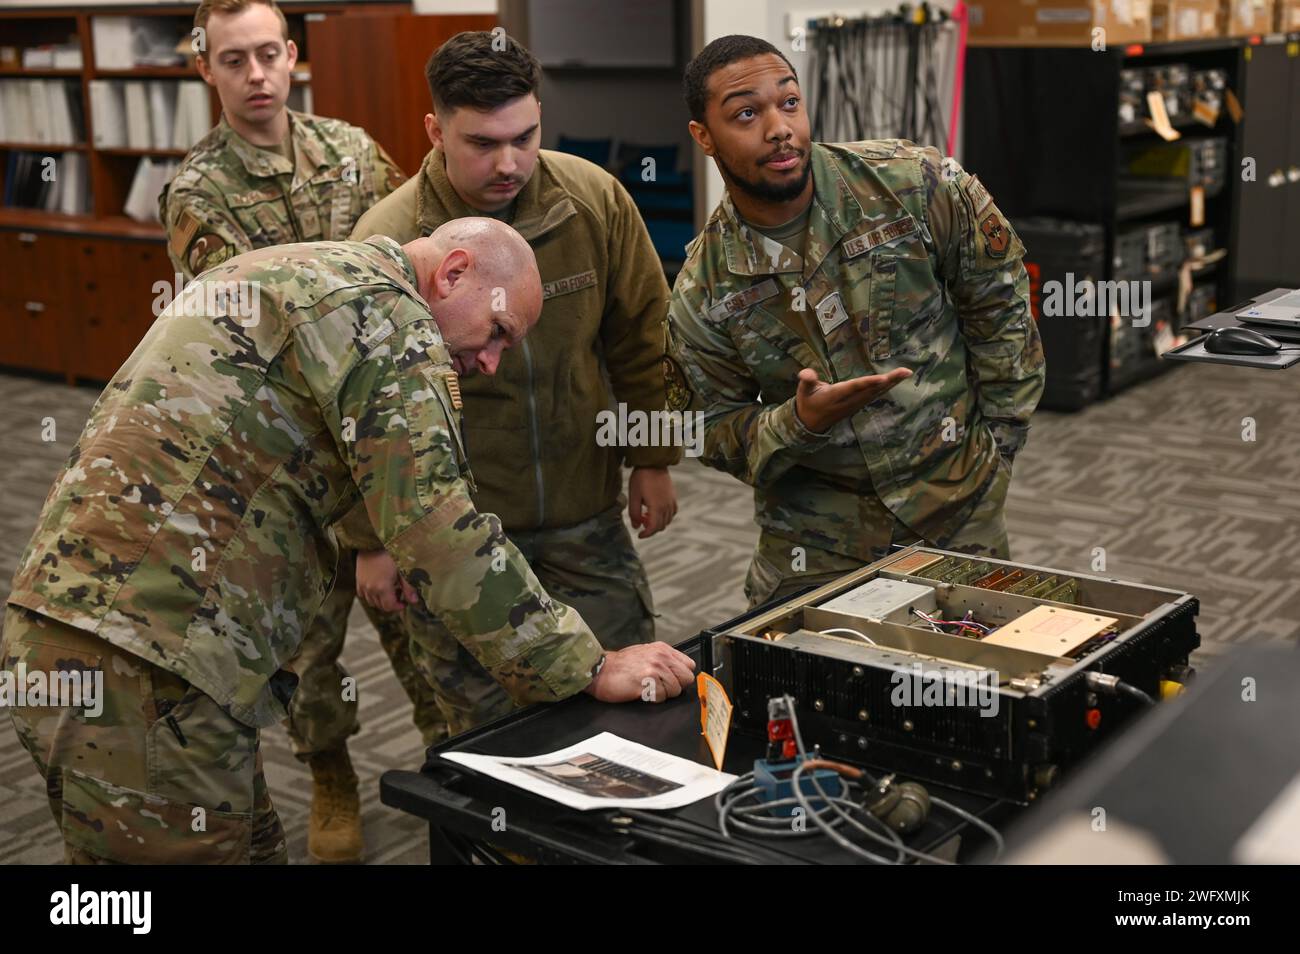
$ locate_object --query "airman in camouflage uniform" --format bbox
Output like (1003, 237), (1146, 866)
(156, 0), (420, 862)
(0, 226), (633, 864)
(159, 107), (444, 863)
(160, 110), (406, 282)
(669, 38), (1045, 607)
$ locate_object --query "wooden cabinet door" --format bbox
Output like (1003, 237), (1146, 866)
(66, 237), (173, 384)
(0, 229), (72, 375)
(0, 297), (64, 375)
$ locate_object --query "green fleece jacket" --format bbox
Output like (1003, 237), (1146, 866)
(350, 147), (679, 532)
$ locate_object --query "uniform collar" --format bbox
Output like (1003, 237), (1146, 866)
(416, 148), (577, 242)
(220, 110), (330, 189)
(363, 235), (426, 307)
(717, 142), (868, 281)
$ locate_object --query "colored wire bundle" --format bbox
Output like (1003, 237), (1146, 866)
(911, 607), (992, 638)
(713, 694), (1005, 864)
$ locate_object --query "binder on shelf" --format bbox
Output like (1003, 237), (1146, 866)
(172, 81), (210, 151)
(93, 16), (186, 70)
(22, 46), (55, 69)
(42, 157), (61, 212)
(0, 80), (84, 146)
(123, 157), (178, 222)
(148, 81), (177, 151)
(90, 80), (127, 148)
(59, 151), (91, 215)
(53, 45), (83, 70)
(12, 152), (33, 206)
(44, 153), (66, 213)
(49, 81), (77, 145)
(2, 152), (18, 206)
(124, 80), (152, 150)
(92, 17), (134, 70)
(0, 84), (14, 141)
(29, 81), (51, 144)
(20, 44), (84, 70)
(1, 150), (90, 214)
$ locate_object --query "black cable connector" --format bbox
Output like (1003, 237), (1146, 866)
(1116, 680), (1157, 706)
(1086, 670), (1157, 706)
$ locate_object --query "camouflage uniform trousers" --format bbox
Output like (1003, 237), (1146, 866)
(1, 605), (287, 864)
(745, 456), (1014, 608)
(285, 551), (449, 757)
(381, 502), (656, 737)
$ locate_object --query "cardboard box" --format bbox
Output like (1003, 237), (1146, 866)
(1278, 0), (1300, 31)
(968, 1), (1153, 46)
(1152, 0), (1220, 38)
(1219, 0), (1276, 35)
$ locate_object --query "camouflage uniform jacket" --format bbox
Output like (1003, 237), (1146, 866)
(667, 140), (1045, 561)
(351, 148), (680, 533)
(7, 237), (602, 728)
(159, 110), (405, 281)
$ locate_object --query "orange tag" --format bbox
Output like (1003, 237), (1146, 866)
(697, 673), (733, 771)
(1226, 88), (1244, 124)
(1190, 185), (1206, 228)
(1192, 99), (1219, 127)
(1145, 91), (1181, 141)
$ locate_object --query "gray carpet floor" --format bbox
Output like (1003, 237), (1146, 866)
(1, 361), (1297, 863)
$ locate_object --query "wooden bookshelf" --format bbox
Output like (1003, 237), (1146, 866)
(0, 141), (88, 151)
(98, 147), (189, 159)
(0, 67), (82, 77)
(93, 66), (198, 78)
(0, 206), (167, 239)
(0, 1), (487, 385)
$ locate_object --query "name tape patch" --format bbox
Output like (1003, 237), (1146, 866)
(964, 176), (994, 216)
(543, 270), (598, 300)
(841, 216), (919, 260)
(706, 278), (781, 322)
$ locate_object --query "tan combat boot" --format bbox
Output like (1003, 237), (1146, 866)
(307, 745), (363, 864)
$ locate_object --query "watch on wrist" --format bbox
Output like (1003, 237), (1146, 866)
(590, 653), (608, 683)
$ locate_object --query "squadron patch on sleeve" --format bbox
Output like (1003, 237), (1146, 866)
(980, 213), (1011, 257)
(188, 233), (234, 276)
(963, 175), (1011, 259)
(664, 354), (693, 412)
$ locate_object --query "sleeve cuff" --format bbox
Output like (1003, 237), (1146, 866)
(333, 501), (384, 551)
(625, 445), (683, 468)
(986, 419), (1030, 458)
(776, 398), (834, 450)
(496, 604), (605, 705)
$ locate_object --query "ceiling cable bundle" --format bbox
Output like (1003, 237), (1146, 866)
(806, 2), (967, 153)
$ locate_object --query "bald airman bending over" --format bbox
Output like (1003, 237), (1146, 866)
(2, 218), (694, 865)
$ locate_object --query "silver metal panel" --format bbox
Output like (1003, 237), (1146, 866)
(818, 577), (938, 623)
